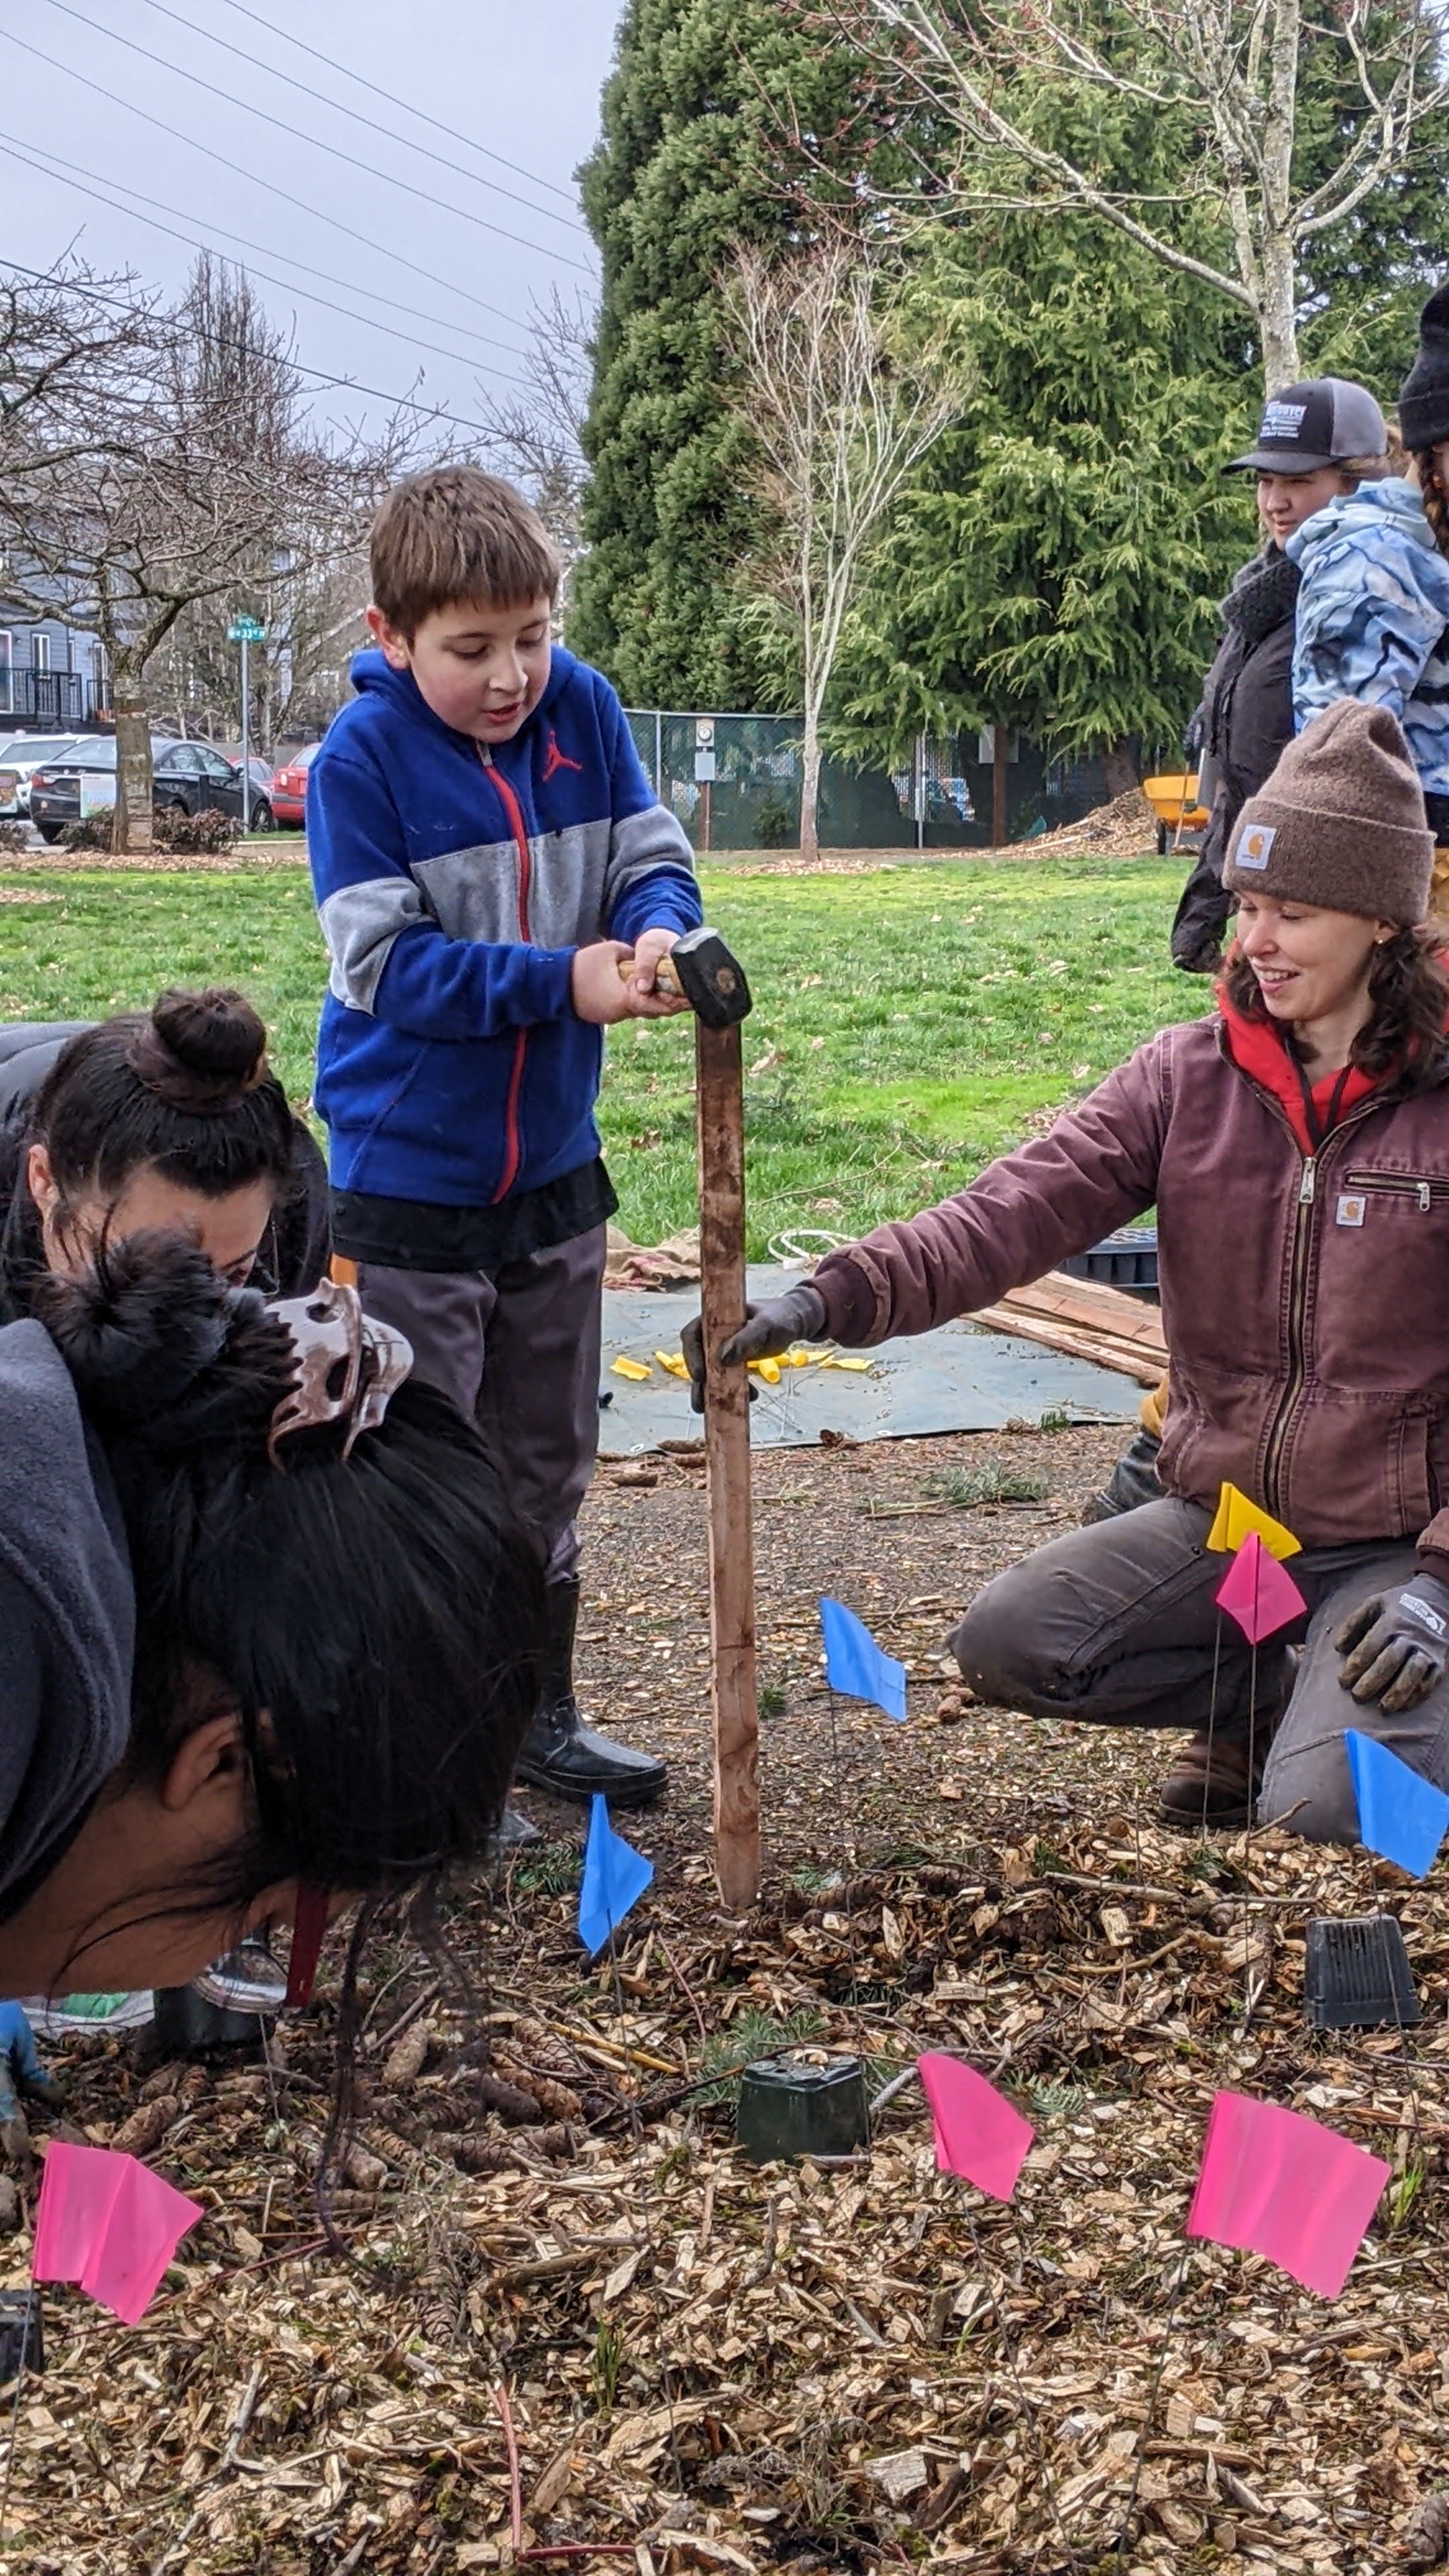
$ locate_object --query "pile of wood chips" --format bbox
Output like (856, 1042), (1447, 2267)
(5, 1808), (1448, 2575)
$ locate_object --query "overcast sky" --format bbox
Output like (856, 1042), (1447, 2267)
(4, 0), (620, 441)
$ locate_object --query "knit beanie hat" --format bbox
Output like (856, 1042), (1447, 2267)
(1399, 279), (1449, 452)
(1224, 700), (1434, 925)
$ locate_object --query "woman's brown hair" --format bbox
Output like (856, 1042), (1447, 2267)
(1224, 926), (1449, 1089)
(1412, 444), (1449, 554)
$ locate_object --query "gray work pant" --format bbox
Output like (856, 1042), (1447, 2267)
(951, 1497), (1449, 1844)
(356, 1225), (606, 1584)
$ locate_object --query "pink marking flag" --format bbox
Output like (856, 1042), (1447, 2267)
(32, 2142), (203, 2326)
(917, 2053), (1034, 2202)
(1187, 2092), (1389, 2298)
(1214, 1532), (1307, 1647)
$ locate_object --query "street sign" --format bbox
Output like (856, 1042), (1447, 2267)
(227, 616), (266, 643)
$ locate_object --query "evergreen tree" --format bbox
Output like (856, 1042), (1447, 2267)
(574, 0), (862, 706)
(832, 45), (1449, 777)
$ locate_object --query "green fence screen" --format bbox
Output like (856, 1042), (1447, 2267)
(625, 711), (1118, 853)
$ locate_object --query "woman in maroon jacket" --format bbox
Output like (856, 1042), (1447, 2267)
(688, 702), (1449, 1837)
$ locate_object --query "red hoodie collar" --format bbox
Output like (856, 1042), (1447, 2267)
(1216, 979), (1381, 1155)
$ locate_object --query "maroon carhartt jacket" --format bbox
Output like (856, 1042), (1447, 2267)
(812, 1004), (1449, 1564)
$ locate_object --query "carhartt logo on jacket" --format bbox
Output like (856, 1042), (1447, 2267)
(305, 647), (700, 1208)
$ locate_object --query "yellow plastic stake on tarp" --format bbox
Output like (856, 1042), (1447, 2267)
(611, 1356), (653, 1382)
(1205, 1481), (1301, 1560)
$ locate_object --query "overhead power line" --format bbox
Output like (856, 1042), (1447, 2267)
(7, 29), (539, 340)
(212, 0), (580, 211)
(131, 0), (590, 239)
(7, 134), (533, 371)
(34, 0), (596, 275)
(0, 252), (513, 445)
(1, 141), (532, 390)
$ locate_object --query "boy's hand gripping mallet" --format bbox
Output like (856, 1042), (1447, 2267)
(622, 927), (759, 1908)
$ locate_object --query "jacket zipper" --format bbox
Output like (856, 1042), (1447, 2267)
(480, 749), (533, 1203)
(1260, 1099), (1383, 1517)
(1341, 1169), (1449, 1212)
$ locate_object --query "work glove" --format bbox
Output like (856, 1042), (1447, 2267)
(1334, 1568), (1449, 1714)
(682, 1282), (828, 1414)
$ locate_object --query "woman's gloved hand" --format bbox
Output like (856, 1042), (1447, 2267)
(681, 1283), (828, 1414)
(1334, 1569), (1449, 1713)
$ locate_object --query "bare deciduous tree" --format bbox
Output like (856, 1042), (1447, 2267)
(472, 288), (594, 607)
(822, 0), (1449, 388)
(723, 242), (967, 862)
(0, 256), (408, 849)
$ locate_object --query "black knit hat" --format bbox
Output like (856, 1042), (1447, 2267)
(1399, 280), (1449, 452)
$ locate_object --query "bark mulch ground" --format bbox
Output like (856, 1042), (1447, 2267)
(5, 1427), (1446, 2575)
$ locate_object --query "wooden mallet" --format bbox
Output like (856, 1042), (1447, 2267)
(621, 928), (760, 1909)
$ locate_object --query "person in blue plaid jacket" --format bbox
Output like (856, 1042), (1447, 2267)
(1291, 283), (1449, 878)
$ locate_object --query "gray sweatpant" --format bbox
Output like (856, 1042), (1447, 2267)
(951, 1496), (1449, 1843)
(356, 1225), (606, 1585)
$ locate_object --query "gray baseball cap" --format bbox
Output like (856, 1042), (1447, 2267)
(1226, 376), (1388, 474)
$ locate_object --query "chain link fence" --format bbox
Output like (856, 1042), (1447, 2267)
(626, 710), (1117, 853)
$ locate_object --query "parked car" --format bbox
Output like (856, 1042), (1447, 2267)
(28, 737), (272, 841)
(268, 742), (319, 828)
(215, 747), (278, 827)
(0, 734), (93, 818)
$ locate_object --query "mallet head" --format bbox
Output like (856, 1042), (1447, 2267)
(657, 924), (752, 1029)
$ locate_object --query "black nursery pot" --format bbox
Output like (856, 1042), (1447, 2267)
(0, 2290), (44, 2385)
(1303, 1916), (1421, 2031)
(151, 1987), (262, 2055)
(735, 2053), (869, 2163)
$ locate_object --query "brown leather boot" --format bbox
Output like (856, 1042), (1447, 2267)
(1158, 1727), (1259, 1829)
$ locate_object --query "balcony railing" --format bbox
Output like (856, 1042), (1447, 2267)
(0, 667), (99, 728)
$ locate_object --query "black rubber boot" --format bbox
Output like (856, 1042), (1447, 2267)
(513, 1578), (668, 1809)
(1080, 1425), (1165, 1525)
(491, 1802), (542, 1856)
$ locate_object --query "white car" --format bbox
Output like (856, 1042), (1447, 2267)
(0, 734), (93, 818)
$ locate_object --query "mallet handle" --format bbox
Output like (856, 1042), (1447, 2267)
(616, 952), (683, 998)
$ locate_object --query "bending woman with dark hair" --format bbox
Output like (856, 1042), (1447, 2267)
(0, 988), (333, 2013)
(689, 703), (1449, 1839)
(0, 986), (329, 1322)
(0, 1230), (544, 1999)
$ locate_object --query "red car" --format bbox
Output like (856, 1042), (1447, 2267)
(269, 742), (320, 828)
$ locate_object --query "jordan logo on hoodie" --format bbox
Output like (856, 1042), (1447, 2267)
(542, 728), (584, 783)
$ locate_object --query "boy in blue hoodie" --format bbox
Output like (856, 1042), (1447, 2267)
(307, 466), (702, 1820)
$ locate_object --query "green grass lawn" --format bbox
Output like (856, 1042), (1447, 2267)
(0, 853), (1199, 1254)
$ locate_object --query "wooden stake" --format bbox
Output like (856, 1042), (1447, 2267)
(695, 1016), (760, 1910)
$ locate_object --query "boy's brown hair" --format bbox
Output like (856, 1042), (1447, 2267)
(370, 466), (561, 637)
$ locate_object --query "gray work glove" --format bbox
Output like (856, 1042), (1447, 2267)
(1335, 1568), (1449, 1714)
(681, 1282), (828, 1414)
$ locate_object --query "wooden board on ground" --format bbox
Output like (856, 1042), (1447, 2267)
(973, 1271), (1167, 1386)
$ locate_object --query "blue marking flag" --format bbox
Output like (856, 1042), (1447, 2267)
(819, 1597), (908, 1723)
(1345, 1729), (1449, 1879)
(578, 1793), (655, 1955)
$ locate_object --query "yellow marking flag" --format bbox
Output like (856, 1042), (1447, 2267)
(1205, 1481), (1301, 1561)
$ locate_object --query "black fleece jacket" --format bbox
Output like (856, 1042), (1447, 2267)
(0, 1317), (133, 1921)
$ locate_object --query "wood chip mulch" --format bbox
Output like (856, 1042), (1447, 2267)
(4, 1429), (1446, 2575)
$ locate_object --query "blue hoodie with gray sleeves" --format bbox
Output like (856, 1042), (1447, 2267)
(1289, 478), (1449, 820)
(307, 647), (701, 1207)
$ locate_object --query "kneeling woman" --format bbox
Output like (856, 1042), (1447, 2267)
(0, 1232), (544, 1999)
(696, 702), (1449, 1837)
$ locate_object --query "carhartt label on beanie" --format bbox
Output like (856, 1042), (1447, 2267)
(1224, 700), (1434, 925)
(1399, 279), (1449, 453)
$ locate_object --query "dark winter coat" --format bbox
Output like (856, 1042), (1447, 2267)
(0, 1316), (133, 1922)
(1171, 546), (1301, 972)
(812, 994), (1449, 1566)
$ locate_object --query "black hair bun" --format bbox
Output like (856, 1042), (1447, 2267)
(151, 987), (267, 1086)
(33, 1230), (297, 1448)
